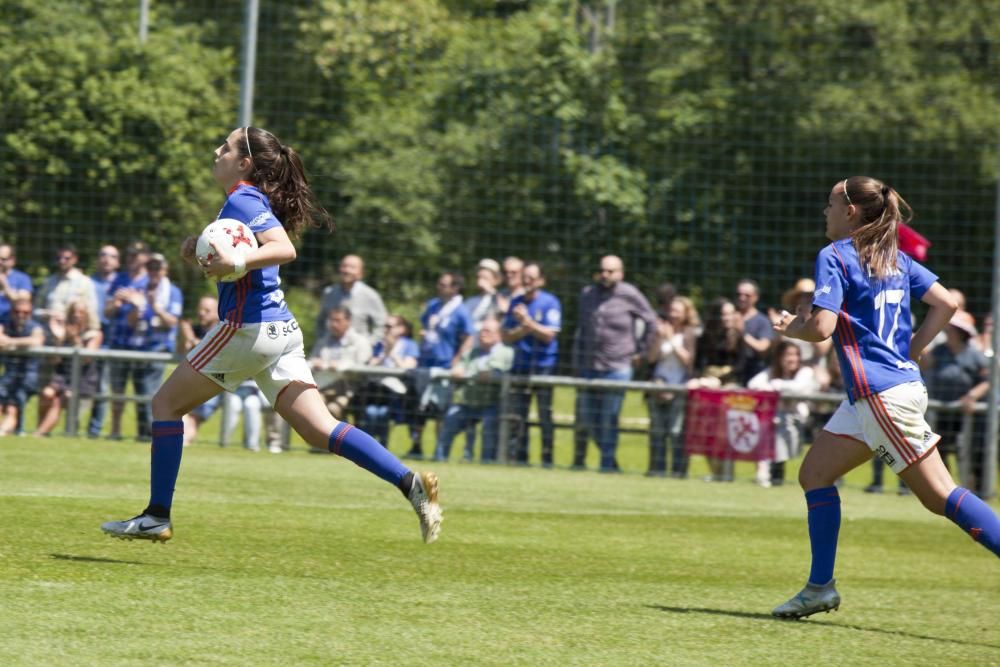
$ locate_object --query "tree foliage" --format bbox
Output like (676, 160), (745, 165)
(2, 0), (999, 313)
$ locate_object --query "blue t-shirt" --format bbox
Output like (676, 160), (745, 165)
(107, 272), (149, 349)
(0, 269), (34, 324)
(501, 289), (562, 372)
(127, 284), (183, 353)
(214, 183), (291, 325)
(812, 238), (938, 403)
(418, 298), (474, 368)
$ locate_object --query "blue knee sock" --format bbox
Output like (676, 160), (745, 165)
(329, 422), (409, 487)
(946, 487), (1000, 558)
(806, 486), (841, 585)
(147, 420), (184, 517)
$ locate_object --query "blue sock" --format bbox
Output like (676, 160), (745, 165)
(805, 486), (841, 585)
(946, 487), (1000, 558)
(329, 422), (409, 487)
(147, 420), (184, 517)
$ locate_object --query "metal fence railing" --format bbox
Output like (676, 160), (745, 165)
(1, 347), (989, 489)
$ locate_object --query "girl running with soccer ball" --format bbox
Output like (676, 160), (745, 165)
(771, 176), (1000, 618)
(101, 127), (441, 544)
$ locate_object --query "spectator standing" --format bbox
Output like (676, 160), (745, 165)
(689, 297), (750, 482)
(316, 254), (387, 346)
(0, 298), (45, 435)
(498, 256), (525, 314)
(222, 380), (269, 452)
(35, 244), (100, 335)
(111, 252), (181, 441)
(358, 314), (419, 447)
(748, 340), (821, 487)
(734, 278), (775, 384)
(35, 299), (103, 436)
(464, 259), (505, 331)
(86, 244), (121, 438)
(178, 296), (222, 446)
(309, 306), (373, 421)
(405, 271), (474, 459)
(434, 318), (513, 462)
(921, 310), (991, 495)
(645, 295), (699, 478)
(501, 261), (562, 466)
(0, 243), (34, 325)
(106, 240), (150, 439)
(571, 255), (658, 472)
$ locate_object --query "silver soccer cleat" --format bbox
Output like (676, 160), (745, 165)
(101, 513), (173, 543)
(408, 471), (442, 544)
(772, 580), (841, 619)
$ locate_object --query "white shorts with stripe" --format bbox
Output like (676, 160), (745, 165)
(187, 319), (315, 406)
(823, 381), (941, 473)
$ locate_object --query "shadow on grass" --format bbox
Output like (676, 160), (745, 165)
(646, 605), (1000, 650)
(50, 553), (145, 566)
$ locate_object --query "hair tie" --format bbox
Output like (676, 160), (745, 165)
(243, 126), (253, 161)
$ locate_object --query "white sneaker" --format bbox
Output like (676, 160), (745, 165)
(408, 471), (442, 544)
(268, 445), (283, 454)
(101, 513), (173, 543)
(772, 580), (841, 619)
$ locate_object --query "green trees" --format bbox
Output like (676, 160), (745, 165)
(2, 0), (998, 310)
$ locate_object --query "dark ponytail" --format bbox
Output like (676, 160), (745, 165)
(242, 127), (333, 239)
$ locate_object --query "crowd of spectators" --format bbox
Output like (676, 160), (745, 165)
(0, 241), (993, 493)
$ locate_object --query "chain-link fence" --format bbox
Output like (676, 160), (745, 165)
(2, 1), (999, 488)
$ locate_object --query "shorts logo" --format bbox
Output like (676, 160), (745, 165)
(267, 323), (279, 339)
(211, 372), (226, 383)
(923, 431), (934, 444)
(875, 444), (896, 467)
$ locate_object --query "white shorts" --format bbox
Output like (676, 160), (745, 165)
(823, 381), (941, 473)
(186, 319), (315, 406)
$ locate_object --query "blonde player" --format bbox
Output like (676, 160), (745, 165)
(771, 176), (1000, 618)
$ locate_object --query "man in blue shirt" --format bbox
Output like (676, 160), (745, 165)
(501, 261), (562, 466)
(405, 271), (474, 459)
(120, 254), (182, 441)
(0, 244), (34, 325)
(106, 241), (151, 440)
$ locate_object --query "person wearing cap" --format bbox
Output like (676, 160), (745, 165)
(315, 254), (387, 346)
(35, 243), (100, 336)
(464, 258), (504, 332)
(921, 310), (991, 495)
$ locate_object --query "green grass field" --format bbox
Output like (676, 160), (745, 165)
(3, 428), (1000, 666)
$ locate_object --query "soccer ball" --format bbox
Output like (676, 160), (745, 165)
(196, 218), (258, 282)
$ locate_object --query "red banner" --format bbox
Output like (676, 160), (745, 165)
(683, 387), (779, 461)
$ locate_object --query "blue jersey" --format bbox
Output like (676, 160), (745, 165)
(107, 272), (149, 349)
(129, 284), (183, 353)
(215, 182), (291, 325)
(812, 238), (938, 403)
(0, 268), (33, 324)
(418, 297), (474, 368)
(501, 290), (562, 372)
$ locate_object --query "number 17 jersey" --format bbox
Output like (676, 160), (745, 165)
(812, 237), (938, 403)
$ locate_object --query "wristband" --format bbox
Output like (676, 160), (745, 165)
(232, 255), (247, 276)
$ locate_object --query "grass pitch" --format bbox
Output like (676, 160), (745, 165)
(2, 434), (999, 666)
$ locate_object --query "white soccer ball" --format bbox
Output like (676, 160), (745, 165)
(196, 218), (258, 282)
